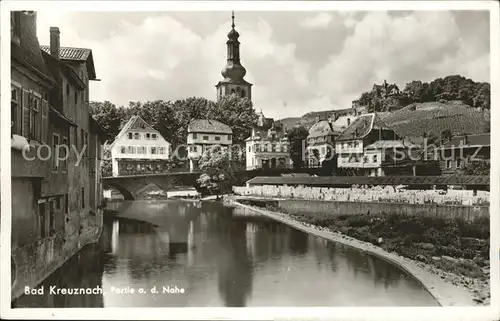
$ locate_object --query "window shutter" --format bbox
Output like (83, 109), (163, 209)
(41, 100), (48, 143)
(22, 90), (30, 138)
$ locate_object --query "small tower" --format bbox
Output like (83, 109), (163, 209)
(215, 11), (253, 101)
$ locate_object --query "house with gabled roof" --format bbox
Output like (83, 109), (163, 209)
(335, 113), (400, 175)
(109, 116), (171, 176)
(245, 111), (291, 170)
(187, 119), (233, 172)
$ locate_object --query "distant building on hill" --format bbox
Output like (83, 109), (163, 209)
(436, 133), (490, 175)
(187, 119), (233, 172)
(352, 80), (405, 115)
(245, 111), (291, 170)
(109, 116), (171, 177)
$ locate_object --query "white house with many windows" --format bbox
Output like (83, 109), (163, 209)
(187, 119), (233, 172)
(109, 116), (171, 177)
(245, 111), (291, 170)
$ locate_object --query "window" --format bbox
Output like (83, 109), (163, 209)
(146, 133), (151, 140)
(192, 133), (198, 139)
(215, 136), (221, 141)
(203, 136), (209, 141)
(457, 159), (462, 168)
(38, 201), (46, 238)
(272, 144), (276, 152)
(64, 194), (69, 214)
(134, 133), (140, 140)
(447, 160), (452, 169)
(81, 187), (85, 209)
(61, 137), (68, 171)
(127, 146), (135, 154)
(193, 146), (197, 152)
(373, 154), (378, 163)
(152, 134), (157, 140)
(49, 199), (56, 236)
(248, 145), (251, 152)
(27, 93), (41, 141)
(228, 135), (232, 140)
(52, 134), (60, 171)
(11, 84), (21, 135)
(128, 132), (133, 139)
(151, 147), (157, 154)
(120, 146), (126, 154)
(255, 144), (261, 152)
(138, 147), (146, 154)
(158, 147), (165, 154)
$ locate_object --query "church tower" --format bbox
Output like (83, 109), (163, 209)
(215, 11), (253, 101)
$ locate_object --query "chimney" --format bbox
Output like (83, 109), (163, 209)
(50, 27), (60, 59)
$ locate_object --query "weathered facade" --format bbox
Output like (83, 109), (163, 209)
(306, 114), (343, 168)
(437, 133), (490, 175)
(245, 111), (291, 170)
(187, 119), (233, 172)
(10, 11), (106, 300)
(109, 116), (172, 177)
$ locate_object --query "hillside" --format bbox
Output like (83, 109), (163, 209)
(279, 109), (347, 130)
(278, 101), (490, 142)
(380, 101), (490, 141)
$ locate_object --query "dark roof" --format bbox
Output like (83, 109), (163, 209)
(89, 115), (110, 143)
(49, 106), (76, 127)
(246, 175), (489, 187)
(188, 119), (232, 134)
(11, 13), (55, 85)
(307, 120), (341, 139)
(440, 133), (490, 149)
(41, 51), (86, 89)
(336, 113), (390, 141)
(40, 45), (97, 80)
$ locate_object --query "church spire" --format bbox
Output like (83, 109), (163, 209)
(215, 11), (253, 102)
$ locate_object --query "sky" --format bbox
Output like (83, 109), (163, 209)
(35, 10), (490, 119)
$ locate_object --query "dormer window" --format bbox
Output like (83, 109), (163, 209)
(146, 133), (151, 140)
(152, 133), (157, 140)
(134, 133), (140, 140)
(128, 133), (132, 139)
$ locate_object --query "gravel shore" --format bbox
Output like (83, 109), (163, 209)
(231, 200), (490, 306)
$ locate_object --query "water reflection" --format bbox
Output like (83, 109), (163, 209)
(14, 200), (439, 307)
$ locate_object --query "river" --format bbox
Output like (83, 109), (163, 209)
(13, 200), (438, 307)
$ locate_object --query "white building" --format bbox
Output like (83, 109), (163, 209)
(187, 119), (233, 172)
(306, 114), (344, 168)
(109, 116), (171, 177)
(245, 111), (291, 170)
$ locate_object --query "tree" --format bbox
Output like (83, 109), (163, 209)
(89, 101), (127, 139)
(101, 147), (112, 177)
(286, 125), (308, 169)
(197, 147), (238, 197)
(464, 159), (490, 175)
(207, 94), (258, 145)
(441, 129), (453, 143)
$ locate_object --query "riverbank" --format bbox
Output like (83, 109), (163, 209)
(230, 198), (490, 306)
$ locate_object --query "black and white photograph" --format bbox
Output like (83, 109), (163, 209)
(1, 1), (499, 320)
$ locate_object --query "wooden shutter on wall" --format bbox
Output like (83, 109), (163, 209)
(22, 89), (30, 138)
(41, 100), (48, 144)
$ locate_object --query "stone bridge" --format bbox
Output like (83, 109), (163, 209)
(102, 168), (325, 200)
